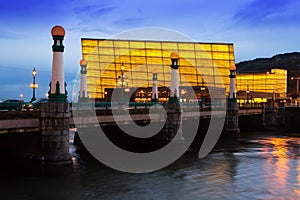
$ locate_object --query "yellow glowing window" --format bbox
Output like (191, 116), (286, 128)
(81, 39), (235, 99)
(114, 41), (129, 48)
(197, 43), (211, 51)
(161, 42), (178, 50)
(211, 44), (229, 52)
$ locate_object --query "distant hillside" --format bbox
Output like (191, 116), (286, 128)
(236, 52), (300, 94)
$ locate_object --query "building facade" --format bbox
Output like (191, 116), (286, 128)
(81, 38), (235, 101)
(236, 68), (287, 104)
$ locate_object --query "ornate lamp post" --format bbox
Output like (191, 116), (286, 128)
(200, 75), (205, 108)
(118, 62), (125, 103)
(246, 81), (250, 105)
(121, 64), (125, 90)
(104, 91), (108, 102)
(291, 76), (300, 97)
(30, 67), (38, 102)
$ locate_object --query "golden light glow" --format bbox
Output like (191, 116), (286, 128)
(30, 83), (38, 89)
(81, 39), (235, 99)
(170, 52), (179, 59)
(80, 59), (88, 66)
(236, 69), (287, 100)
(32, 68), (37, 76)
(258, 137), (300, 196)
(51, 25), (65, 36)
(229, 65), (236, 71)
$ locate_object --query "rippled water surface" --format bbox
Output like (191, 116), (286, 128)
(1, 132), (300, 200)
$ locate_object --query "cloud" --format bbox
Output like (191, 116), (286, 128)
(113, 17), (146, 28)
(0, 29), (25, 39)
(233, 0), (294, 26)
(73, 4), (116, 17)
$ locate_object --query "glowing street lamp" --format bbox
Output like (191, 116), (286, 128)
(141, 90), (144, 102)
(30, 67), (38, 102)
(246, 81), (250, 104)
(291, 76), (300, 96)
(118, 62), (125, 103)
(104, 91), (108, 102)
(200, 75), (205, 108)
(121, 64), (125, 89)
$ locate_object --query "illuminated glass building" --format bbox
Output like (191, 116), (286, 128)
(236, 69), (287, 103)
(81, 38), (235, 101)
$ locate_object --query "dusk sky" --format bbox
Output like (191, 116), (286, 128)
(1, 0), (300, 101)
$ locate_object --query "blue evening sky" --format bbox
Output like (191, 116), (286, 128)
(1, 0), (300, 101)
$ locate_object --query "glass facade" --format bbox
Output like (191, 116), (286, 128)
(236, 69), (287, 103)
(81, 38), (235, 99)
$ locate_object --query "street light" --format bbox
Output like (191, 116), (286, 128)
(141, 90), (144, 102)
(30, 67), (38, 102)
(246, 81), (250, 104)
(118, 62), (125, 103)
(19, 93), (23, 100)
(121, 63), (125, 89)
(291, 76), (300, 97)
(200, 75), (205, 108)
(104, 91), (108, 102)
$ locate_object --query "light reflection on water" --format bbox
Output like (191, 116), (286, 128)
(0, 133), (300, 200)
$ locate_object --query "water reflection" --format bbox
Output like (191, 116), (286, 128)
(255, 137), (300, 199)
(295, 160), (300, 196)
(1, 133), (300, 200)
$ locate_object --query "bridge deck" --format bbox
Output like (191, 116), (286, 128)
(0, 108), (262, 134)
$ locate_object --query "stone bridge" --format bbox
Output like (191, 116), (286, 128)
(0, 108), (262, 134)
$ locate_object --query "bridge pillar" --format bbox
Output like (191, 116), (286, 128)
(223, 101), (240, 136)
(39, 102), (71, 164)
(34, 25), (71, 164)
(161, 102), (185, 149)
(262, 105), (285, 129)
(161, 52), (185, 149)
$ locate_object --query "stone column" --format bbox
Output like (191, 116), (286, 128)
(36, 25), (71, 164)
(49, 25), (67, 102)
(169, 52), (179, 102)
(151, 72), (158, 102)
(223, 65), (240, 136)
(79, 59), (88, 102)
(161, 52), (185, 149)
(229, 65), (237, 99)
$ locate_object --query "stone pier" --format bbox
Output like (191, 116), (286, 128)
(223, 101), (240, 137)
(262, 105), (285, 129)
(161, 102), (185, 149)
(39, 102), (71, 164)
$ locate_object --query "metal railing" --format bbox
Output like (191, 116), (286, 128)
(0, 102), (23, 111)
(70, 101), (228, 111)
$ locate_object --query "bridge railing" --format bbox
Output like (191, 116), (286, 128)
(0, 102), (23, 111)
(70, 101), (228, 111)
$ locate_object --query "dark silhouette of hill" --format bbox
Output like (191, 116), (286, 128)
(236, 52), (300, 94)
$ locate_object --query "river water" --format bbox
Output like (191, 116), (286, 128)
(1, 132), (300, 200)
